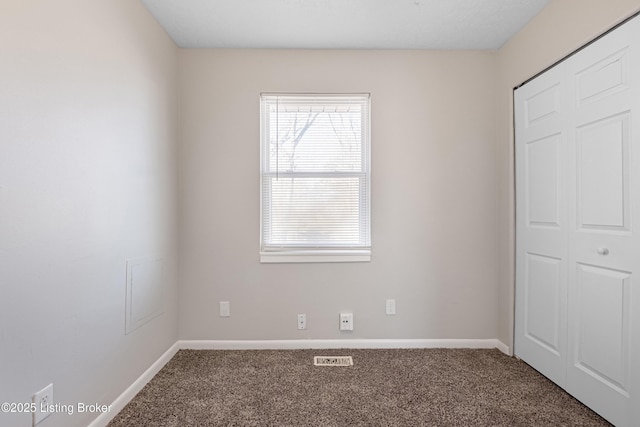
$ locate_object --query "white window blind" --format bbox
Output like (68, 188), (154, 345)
(260, 94), (371, 263)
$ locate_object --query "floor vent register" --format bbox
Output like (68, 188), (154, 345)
(313, 356), (353, 367)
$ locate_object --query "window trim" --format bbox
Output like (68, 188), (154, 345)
(259, 93), (371, 263)
(260, 249), (371, 264)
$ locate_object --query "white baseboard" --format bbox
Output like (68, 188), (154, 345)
(88, 341), (180, 427)
(494, 340), (511, 355)
(180, 338), (510, 353)
(95, 337), (510, 426)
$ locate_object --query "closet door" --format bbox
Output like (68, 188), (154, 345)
(564, 16), (640, 427)
(514, 64), (569, 387)
(515, 14), (639, 427)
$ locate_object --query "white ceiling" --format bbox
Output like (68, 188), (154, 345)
(140, 0), (550, 50)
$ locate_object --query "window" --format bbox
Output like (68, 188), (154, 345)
(260, 94), (371, 263)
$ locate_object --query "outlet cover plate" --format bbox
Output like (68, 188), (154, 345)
(219, 301), (230, 317)
(297, 314), (306, 330)
(32, 383), (53, 426)
(339, 313), (353, 331)
(386, 299), (396, 315)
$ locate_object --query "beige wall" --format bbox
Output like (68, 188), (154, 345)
(0, 1), (179, 426)
(495, 0), (640, 351)
(179, 49), (500, 341)
(5, 2), (639, 423)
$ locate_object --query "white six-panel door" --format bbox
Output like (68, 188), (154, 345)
(515, 63), (568, 387)
(515, 14), (639, 427)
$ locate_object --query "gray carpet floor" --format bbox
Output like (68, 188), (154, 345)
(108, 348), (611, 426)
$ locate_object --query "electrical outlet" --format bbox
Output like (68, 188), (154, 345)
(32, 383), (53, 426)
(386, 299), (396, 315)
(219, 301), (230, 317)
(297, 314), (306, 330)
(339, 313), (353, 331)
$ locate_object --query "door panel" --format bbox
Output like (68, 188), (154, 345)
(576, 113), (630, 231)
(576, 48), (629, 106)
(575, 263), (631, 394)
(524, 253), (562, 354)
(526, 134), (561, 227)
(525, 83), (562, 127)
(515, 65), (568, 387)
(565, 15), (639, 427)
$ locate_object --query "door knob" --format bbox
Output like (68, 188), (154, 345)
(597, 247), (610, 255)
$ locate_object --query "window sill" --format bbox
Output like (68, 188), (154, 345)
(260, 250), (371, 264)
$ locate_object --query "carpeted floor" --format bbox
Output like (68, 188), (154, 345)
(108, 348), (611, 426)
